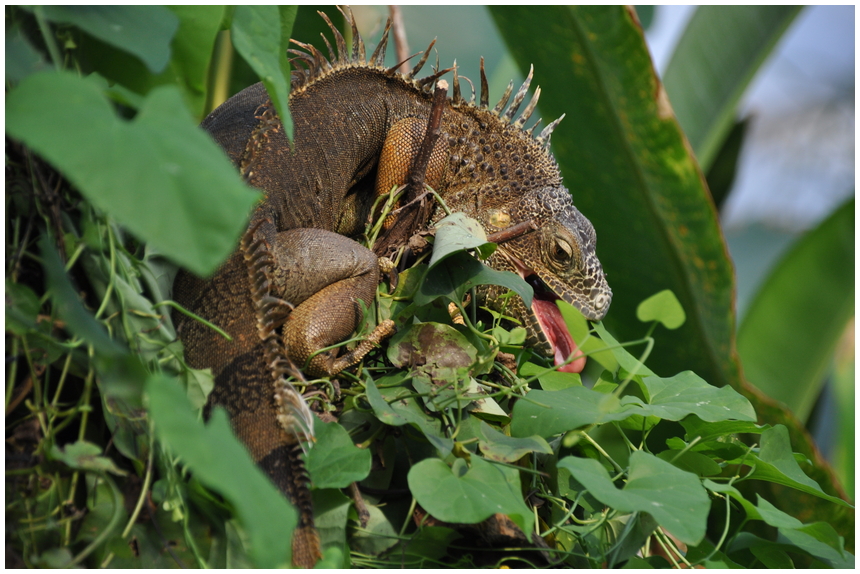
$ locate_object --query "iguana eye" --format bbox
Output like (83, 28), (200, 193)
(553, 239), (572, 262)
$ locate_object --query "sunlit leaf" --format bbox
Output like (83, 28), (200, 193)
(627, 371), (756, 422)
(738, 198), (854, 422)
(510, 386), (631, 439)
(636, 289), (686, 330)
(429, 212), (495, 266)
(559, 451), (710, 545)
(8, 73), (257, 276)
(519, 361), (581, 391)
(477, 421), (552, 463)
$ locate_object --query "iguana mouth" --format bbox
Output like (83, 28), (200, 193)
(500, 250), (585, 374)
(524, 274), (586, 374)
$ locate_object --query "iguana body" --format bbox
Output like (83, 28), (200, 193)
(173, 8), (610, 567)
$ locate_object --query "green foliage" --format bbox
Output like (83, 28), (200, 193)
(408, 456), (534, 535)
(147, 375), (296, 568)
(662, 6), (802, 170)
(559, 451), (711, 545)
(39, 5), (180, 73)
(636, 289), (686, 330)
(491, 6), (739, 395)
(738, 198), (855, 421)
(5, 5), (852, 570)
(6, 72), (256, 277)
(305, 418), (372, 489)
(491, 3), (853, 543)
(230, 5), (295, 140)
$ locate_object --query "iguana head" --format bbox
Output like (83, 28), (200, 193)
(488, 185), (611, 372)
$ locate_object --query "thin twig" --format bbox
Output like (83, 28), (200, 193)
(6, 376), (33, 416)
(486, 220), (538, 244)
(388, 6), (410, 75)
(406, 79), (447, 202)
(373, 79), (448, 256)
(349, 482), (371, 528)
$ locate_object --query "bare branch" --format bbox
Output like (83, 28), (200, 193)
(388, 5), (410, 75)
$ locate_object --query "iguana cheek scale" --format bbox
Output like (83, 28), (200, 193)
(172, 7), (611, 566)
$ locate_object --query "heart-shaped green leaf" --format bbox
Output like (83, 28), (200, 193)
(559, 450), (710, 545)
(7, 73), (257, 276)
(407, 456), (533, 536)
(636, 289), (686, 330)
(305, 419), (371, 489)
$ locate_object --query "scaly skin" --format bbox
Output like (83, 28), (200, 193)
(172, 7), (611, 567)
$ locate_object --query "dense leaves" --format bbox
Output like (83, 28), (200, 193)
(7, 72), (256, 276)
(559, 451), (710, 545)
(5, 5), (852, 570)
(407, 456), (534, 535)
(305, 418), (372, 488)
(147, 375), (296, 568)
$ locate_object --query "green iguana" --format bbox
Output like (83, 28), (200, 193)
(173, 7), (611, 567)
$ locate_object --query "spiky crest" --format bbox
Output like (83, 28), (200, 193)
(404, 38), (435, 77)
(368, 18), (391, 66)
(492, 80), (514, 116)
(240, 219), (316, 448)
(503, 65), (533, 123)
(288, 7), (562, 150)
(451, 61), (461, 104)
(479, 57), (490, 109)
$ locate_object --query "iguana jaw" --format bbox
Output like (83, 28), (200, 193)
(504, 252), (586, 374)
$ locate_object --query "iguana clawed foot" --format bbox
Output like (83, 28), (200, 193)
(247, 226), (394, 378)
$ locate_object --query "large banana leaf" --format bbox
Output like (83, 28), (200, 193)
(738, 198), (854, 422)
(490, 6), (739, 391)
(662, 6), (802, 171)
(489, 6), (853, 539)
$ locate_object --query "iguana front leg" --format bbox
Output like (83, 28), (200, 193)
(267, 228), (394, 377)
